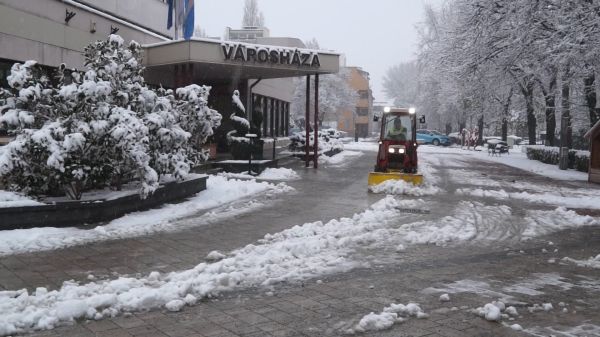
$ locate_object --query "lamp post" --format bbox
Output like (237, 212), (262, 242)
(246, 133), (257, 175)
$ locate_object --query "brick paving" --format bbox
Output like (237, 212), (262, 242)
(3, 149), (600, 336)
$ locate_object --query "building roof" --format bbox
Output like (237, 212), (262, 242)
(142, 38), (340, 87)
(585, 119), (600, 139)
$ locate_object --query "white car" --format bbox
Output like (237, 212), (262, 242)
(323, 129), (342, 139)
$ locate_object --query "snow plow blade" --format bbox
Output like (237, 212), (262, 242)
(368, 172), (424, 187)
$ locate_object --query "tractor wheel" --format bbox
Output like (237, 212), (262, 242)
(433, 139), (440, 146)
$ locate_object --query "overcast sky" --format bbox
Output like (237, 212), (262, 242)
(195, 0), (444, 103)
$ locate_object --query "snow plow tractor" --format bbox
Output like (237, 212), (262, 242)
(368, 107), (424, 187)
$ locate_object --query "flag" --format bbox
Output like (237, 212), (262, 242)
(167, 0), (174, 29)
(183, 0), (195, 40)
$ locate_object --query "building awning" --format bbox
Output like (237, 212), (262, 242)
(142, 38), (340, 87)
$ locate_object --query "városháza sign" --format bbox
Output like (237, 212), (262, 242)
(222, 43), (321, 68)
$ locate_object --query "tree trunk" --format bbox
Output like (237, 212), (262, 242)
(501, 118), (508, 142)
(544, 74), (557, 146)
(584, 74), (600, 127)
(477, 115), (484, 146)
(561, 81), (572, 149)
(521, 81), (536, 145)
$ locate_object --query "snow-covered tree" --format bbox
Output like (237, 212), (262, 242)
(291, 66), (358, 128)
(242, 0), (265, 27)
(0, 35), (221, 200)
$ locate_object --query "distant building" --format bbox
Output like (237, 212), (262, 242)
(225, 26), (270, 42)
(337, 67), (373, 138)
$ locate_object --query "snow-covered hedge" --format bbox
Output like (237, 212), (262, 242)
(525, 145), (589, 172)
(288, 131), (343, 154)
(0, 35), (221, 200)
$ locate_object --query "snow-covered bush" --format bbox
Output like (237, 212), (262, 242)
(289, 131), (343, 155)
(0, 35), (221, 200)
(525, 146), (589, 172)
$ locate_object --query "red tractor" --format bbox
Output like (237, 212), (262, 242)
(368, 107), (423, 187)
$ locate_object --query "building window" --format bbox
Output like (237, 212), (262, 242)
(0, 60), (12, 89)
(356, 108), (369, 116)
(359, 90), (370, 100)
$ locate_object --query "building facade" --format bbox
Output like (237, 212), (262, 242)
(337, 67), (373, 138)
(0, 0), (172, 86)
(0, 1), (341, 149)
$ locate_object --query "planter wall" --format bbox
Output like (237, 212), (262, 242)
(0, 176), (207, 230)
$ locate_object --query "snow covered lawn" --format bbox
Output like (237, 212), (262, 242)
(0, 176), (293, 256)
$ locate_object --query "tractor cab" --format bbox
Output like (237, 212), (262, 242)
(368, 107), (423, 187)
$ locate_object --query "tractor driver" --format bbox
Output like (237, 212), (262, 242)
(387, 117), (407, 141)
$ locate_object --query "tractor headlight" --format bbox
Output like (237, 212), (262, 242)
(388, 148), (395, 154)
(398, 148), (405, 154)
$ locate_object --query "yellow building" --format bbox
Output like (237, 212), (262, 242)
(337, 67), (373, 138)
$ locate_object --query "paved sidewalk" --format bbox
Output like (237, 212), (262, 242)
(0, 154), (381, 293)
(5, 149), (600, 337)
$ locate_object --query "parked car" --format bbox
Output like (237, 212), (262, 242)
(322, 128), (342, 139)
(416, 129), (451, 146)
(448, 132), (461, 144)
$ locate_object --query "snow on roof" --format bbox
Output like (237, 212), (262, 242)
(142, 37), (341, 56)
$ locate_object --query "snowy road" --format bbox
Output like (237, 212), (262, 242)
(2, 144), (600, 336)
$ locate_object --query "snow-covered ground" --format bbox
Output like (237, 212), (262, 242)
(419, 145), (588, 181)
(562, 254), (600, 269)
(0, 176), (293, 256)
(0, 190), (43, 208)
(1, 139), (599, 336)
(217, 167), (301, 181)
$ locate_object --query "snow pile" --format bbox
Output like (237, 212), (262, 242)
(0, 196), (420, 334)
(562, 254), (600, 269)
(399, 202), (512, 245)
(439, 293), (450, 302)
(343, 141), (379, 152)
(369, 159), (442, 195)
(205, 250), (226, 261)
(369, 178), (442, 196)
(350, 303), (428, 333)
(0, 190), (43, 208)
(0, 176), (292, 256)
(318, 150), (363, 167)
(258, 168), (300, 180)
(527, 303), (553, 313)
(456, 188), (510, 200)
(474, 303), (502, 321)
(473, 301), (519, 322)
(352, 312), (397, 332)
(523, 208), (598, 239)
(218, 168), (300, 181)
